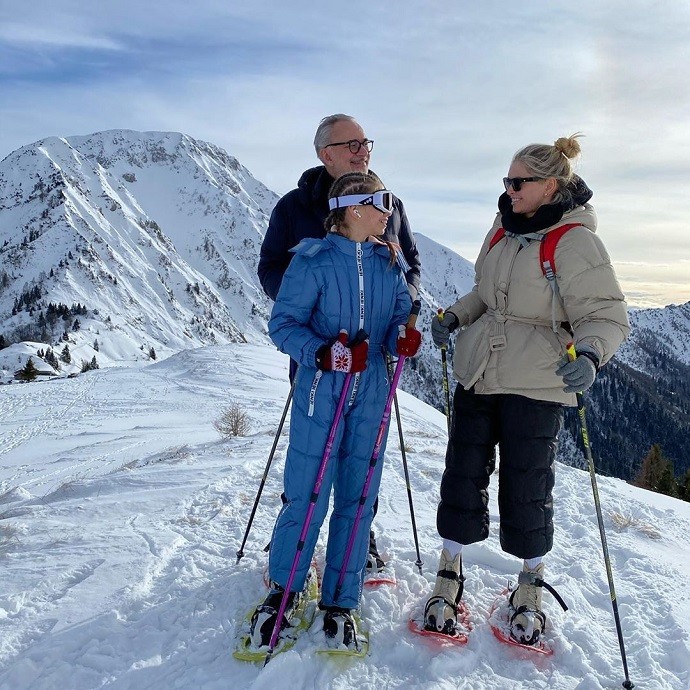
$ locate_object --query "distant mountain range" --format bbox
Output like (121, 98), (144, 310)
(1, 129), (688, 480)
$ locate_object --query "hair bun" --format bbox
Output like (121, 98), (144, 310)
(554, 134), (582, 159)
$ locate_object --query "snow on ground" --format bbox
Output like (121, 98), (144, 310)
(1, 344), (689, 690)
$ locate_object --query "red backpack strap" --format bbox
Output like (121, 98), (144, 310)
(487, 227), (506, 253)
(539, 223), (581, 280)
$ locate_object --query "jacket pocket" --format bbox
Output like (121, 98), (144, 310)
(452, 318), (491, 385)
(497, 324), (563, 391)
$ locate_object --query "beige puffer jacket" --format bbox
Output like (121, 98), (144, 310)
(446, 203), (630, 405)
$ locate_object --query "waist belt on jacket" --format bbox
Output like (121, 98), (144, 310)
(486, 309), (554, 351)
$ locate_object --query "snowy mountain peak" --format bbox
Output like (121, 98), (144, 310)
(0, 129), (280, 366)
(2, 129), (689, 484)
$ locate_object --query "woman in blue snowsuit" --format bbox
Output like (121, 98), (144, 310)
(251, 172), (420, 648)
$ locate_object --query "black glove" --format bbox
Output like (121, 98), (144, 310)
(431, 311), (459, 348)
(556, 348), (599, 393)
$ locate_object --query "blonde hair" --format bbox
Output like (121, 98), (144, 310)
(513, 133), (583, 205)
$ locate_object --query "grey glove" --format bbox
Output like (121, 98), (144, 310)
(556, 350), (598, 393)
(431, 311), (459, 348)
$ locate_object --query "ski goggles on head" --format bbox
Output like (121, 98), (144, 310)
(328, 190), (394, 214)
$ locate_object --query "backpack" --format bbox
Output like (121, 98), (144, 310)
(487, 223), (582, 332)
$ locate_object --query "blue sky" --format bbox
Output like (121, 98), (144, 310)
(1, 0), (689, 308)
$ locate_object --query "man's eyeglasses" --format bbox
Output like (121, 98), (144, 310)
(328, 190), (394, 214)
(503, 176), (544, 192)
(324, 139), (374, 154)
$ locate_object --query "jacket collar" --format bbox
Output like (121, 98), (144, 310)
(297, 166), (333, 209)
(325, 232), (382, 257)
(498, 175), (594, 235)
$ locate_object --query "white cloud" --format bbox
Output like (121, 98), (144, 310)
(0, 23), (123, 50)
(1, 0), (689, 307)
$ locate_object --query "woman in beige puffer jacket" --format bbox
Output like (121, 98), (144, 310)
(423, 135), (630, 647)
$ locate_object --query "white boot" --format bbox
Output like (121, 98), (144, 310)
(423, 548), (464, 635)
(509, 562), (546, 645)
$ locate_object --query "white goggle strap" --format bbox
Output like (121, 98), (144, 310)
(328, 191), (393, 213)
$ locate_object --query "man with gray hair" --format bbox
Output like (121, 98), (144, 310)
(258, 114), (421, 573)
(259, 114), (420, 302)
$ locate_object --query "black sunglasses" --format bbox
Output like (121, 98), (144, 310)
(503, 176), (544, 192)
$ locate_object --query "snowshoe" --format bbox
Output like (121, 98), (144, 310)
(409, 599), (471, 645)
(423, 548), (464, 635)
(508, 563), (545, 645)
(233, 566), (318, 662)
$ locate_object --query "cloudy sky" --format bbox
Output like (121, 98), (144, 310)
(1, 1), (688, 308)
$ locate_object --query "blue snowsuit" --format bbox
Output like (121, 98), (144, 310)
(268, 232), (412, 609)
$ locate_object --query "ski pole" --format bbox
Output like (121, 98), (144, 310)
(236, 377), (296, 564)
(567, 343), (634, 690)
(390, 367), (423, 574)
(437, 308), (451, 435)
(264, 367), (356, 666)
(335, 300), (421, 599)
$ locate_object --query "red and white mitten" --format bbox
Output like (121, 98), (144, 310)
(317, 330), (368, 373)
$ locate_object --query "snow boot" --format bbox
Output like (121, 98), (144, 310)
(423, 548), (465, 635)
(366, 530), (386, 572)
(249, 585), (300, 648)
(322, 605), (358, 647)
(509, 562), (546, 645)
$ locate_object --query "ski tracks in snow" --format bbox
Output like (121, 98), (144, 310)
(1, 347), (689, 689)
(0, 353), (294, 689)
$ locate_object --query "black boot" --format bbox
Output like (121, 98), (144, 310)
(366, 530), (386, 572)
(249, 585), (300, 647)
(322, 605), (358, 647)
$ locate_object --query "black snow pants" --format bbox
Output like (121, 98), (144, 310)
(436, 385), (564, 559)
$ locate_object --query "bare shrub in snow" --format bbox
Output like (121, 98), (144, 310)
(214, 402), (250, 438)
(610, 511), (661, 540)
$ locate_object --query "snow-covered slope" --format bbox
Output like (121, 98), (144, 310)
(1, 344), (688, 689)
(0, 130), (279, 364)
(0, 131), (476, 392)
(414, 231), (475, 305)
(2, 128), (689, 482)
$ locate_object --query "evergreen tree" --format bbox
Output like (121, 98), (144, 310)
(45, 348), (59, 370)
(149, 347), (157, 360)
(0, 334), (8, 350)
(93, 339), (99, 351)
(677, 470), (690, 502)
(658, 460), (677, 497)
(634, 444), (675, 495)
(80, 356), (99, 373)
(15, 357), (38, 382)
(60, 344), (71, 364)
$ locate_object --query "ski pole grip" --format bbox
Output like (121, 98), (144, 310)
(566, 342), (577, 362)
(437, 307), (448, 352)
(407, 300), (422, 329)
